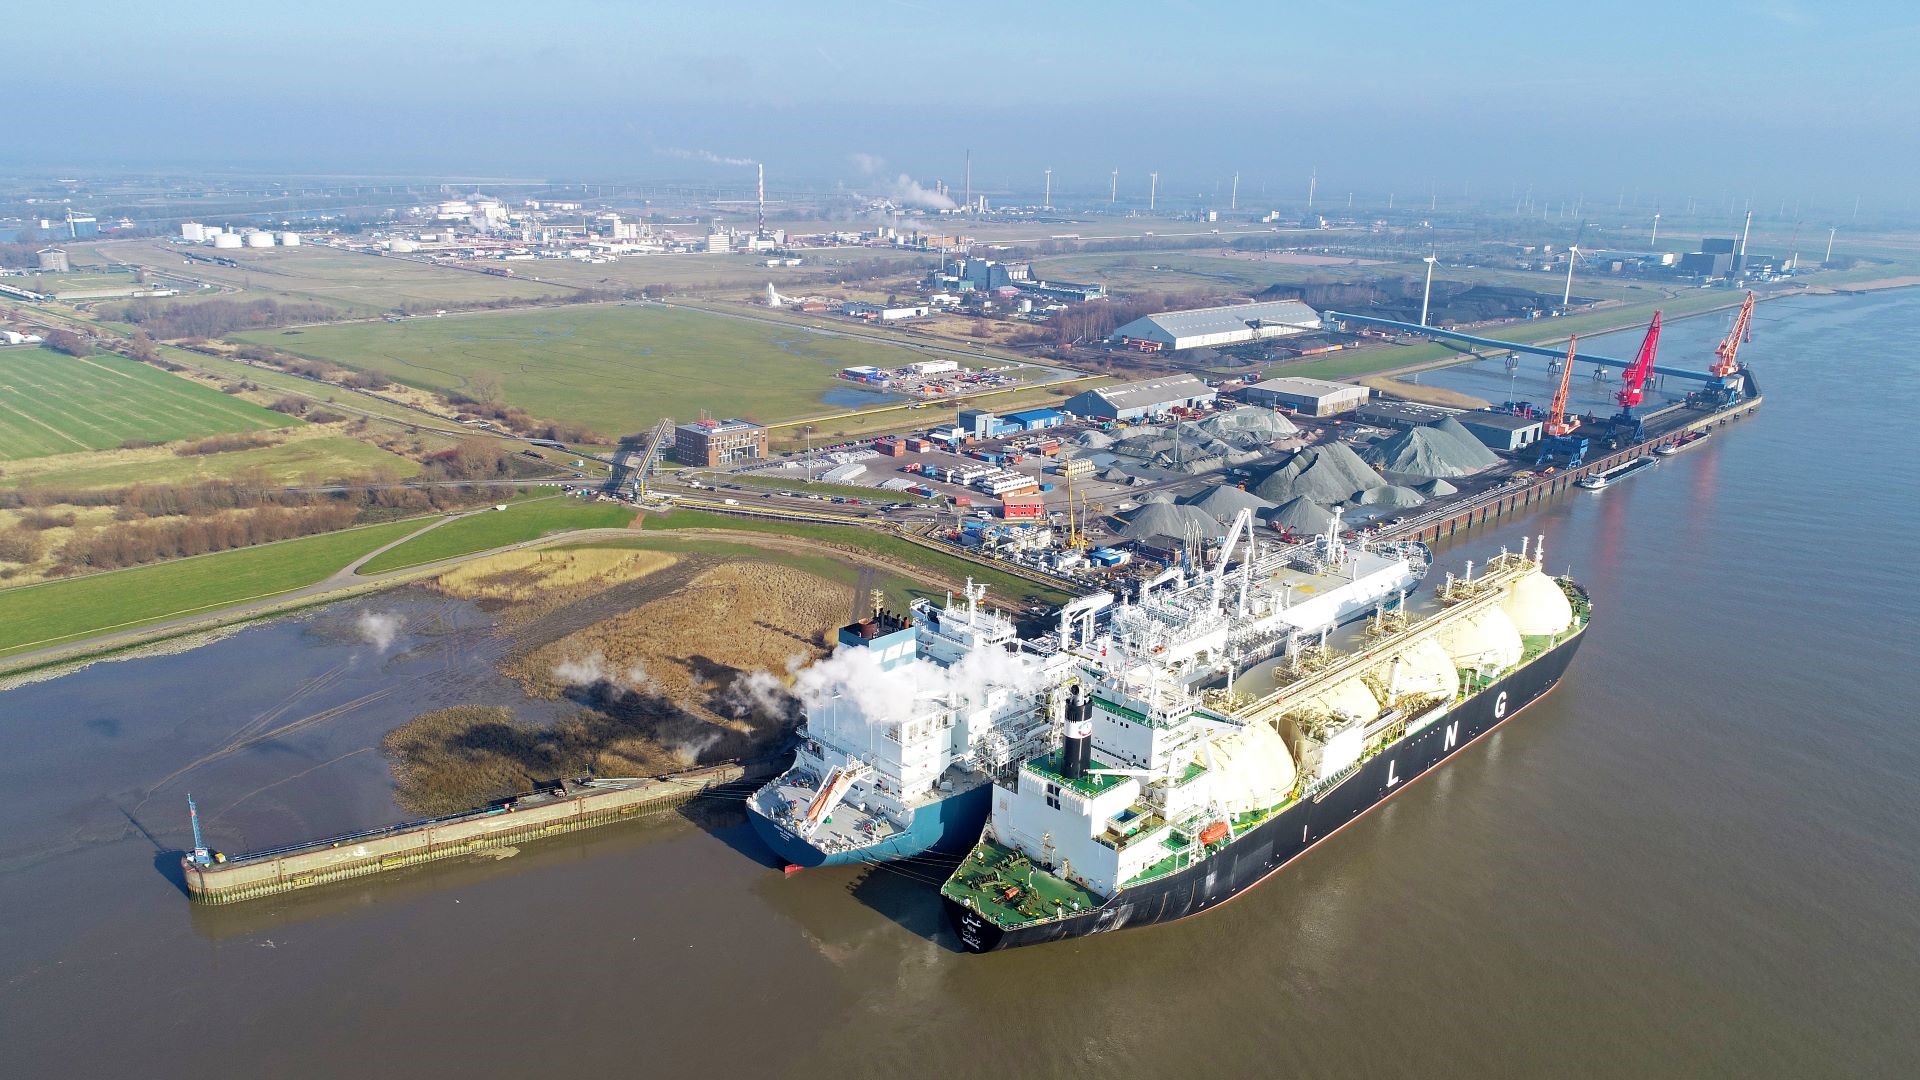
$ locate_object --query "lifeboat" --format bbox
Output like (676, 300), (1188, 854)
(1199, 820), (1230, 845)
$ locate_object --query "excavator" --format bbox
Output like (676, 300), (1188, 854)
(1536, 336), (1589, 467)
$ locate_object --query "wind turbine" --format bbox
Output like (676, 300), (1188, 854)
(1149, 172), (1159, 212)
(1562, 245), (1582, 308)
(1110, 169), (1118, 205)
(1420, 253), (1439, 327)
(1043, 168), (1052, 210)
(1650, 212), (1661, 248)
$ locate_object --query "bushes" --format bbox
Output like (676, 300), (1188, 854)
(16, 510), (77, 530)
(113, 297), (337, 341)
(175, 431), (281, 456)
(43, 329), (90, 357)
(55, 504), (361, 570)
(0, 528), (45, 564)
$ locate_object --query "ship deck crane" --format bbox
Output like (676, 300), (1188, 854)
(1689, 291), (1757, 410)
(1607, 311), (1662, 444)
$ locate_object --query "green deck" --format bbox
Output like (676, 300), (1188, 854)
(1025, 750), (1128, 798)
(942, 838), (1105, 930)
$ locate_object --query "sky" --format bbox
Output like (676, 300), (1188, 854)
(8, 0), (1918, 211)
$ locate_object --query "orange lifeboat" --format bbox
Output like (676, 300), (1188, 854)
(1198, 820), (1230, 845)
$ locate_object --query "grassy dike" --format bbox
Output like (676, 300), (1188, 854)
(0, 519), (424, 658)
(355, 498), (639, 573)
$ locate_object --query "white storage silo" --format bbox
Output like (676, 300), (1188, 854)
(245, 231), (275, 248)
(279, 232), (301, 246)
(212, 232), (243, 249)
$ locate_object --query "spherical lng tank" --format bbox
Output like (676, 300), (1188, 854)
(1501, 570), (1574, 637)
(1435, 607), (1524, 671)
(1202, 722), (1296, 816)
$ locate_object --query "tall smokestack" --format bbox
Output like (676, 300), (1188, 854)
(1062, 685), (1092, 779)
(964, 150), (972, 215)
(756, 163), (765, 236)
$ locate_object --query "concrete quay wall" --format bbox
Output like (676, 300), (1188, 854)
(184, 764), (753, 905)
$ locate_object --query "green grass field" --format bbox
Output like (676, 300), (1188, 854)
(82, 240), (578, 315)
(0, 432), (418, 491)
(233, 302), (982, 436)
(0, 519), (423, 658)
(0, 348), (295, 461)
(357, 498), (638, 573)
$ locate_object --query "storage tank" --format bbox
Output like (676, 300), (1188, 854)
(1287, 678), (1380, 727)
(1372, 638), (1458, 701)
(279, 232), (301, 247)
(180, 222), (206, 242)
(1500, 570), (1574, 637)
(244, 231), (275, 248)
(1435, 607), (1524, 672)
(212, 232), (243, 249)
(1202, 723), (1295, 815)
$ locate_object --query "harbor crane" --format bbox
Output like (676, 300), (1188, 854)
(1537, 336), (1590, 466)
(1607, 311), (1662, 443)
(1686, 291), (1756, 410)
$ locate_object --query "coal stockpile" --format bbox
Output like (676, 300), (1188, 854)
(1362, 418), (1500, 478)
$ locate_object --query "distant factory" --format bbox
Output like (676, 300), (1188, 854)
(1109, 299), (1320, 352)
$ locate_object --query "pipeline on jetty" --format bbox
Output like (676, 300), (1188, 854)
(183, 760), (777, 905)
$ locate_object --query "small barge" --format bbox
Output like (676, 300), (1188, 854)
(1577, 455), (1657, 490)
(1655, 429), (1713, 456)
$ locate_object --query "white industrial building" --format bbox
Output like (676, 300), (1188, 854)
(1236, 376), (1369, 416)
(1109, 299), (1321, 352)
(1064, 373), (1217, 421)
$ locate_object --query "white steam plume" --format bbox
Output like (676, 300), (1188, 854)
(724, 668), (793, 719)
(789, 641), (1048, 742)
(886, 174), (955, 211)
(660, 147), (757, 167)
(354, 611), (402, 652)
(553, 652), (651, 695)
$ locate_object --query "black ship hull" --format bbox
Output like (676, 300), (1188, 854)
(948, 629), (1585, 952)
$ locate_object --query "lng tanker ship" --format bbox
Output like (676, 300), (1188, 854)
(749, 510), (1428, 869)
(942, 535), (1586, 952)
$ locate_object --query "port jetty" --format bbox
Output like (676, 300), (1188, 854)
(183, 760), (773, 905)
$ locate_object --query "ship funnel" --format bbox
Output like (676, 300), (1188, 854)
(1062, 685), (1093, 780)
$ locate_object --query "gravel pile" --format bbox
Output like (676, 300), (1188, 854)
(1115, 501), (1223, 540)
(1355, 484), (1428, 509)
(1252, 442), (1386, 505)
(1263, 495), (1337, 533)
(1181, 484), (1276, 520)
(1363, 418), (1502, 478)
(1192, 407), (1299, 442)
(1415, 478), (1458, 497)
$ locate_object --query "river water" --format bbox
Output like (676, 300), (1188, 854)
(3, 290), (1917, 1078)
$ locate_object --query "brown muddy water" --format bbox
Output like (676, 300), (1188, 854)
(2, 291), (1917, 1078)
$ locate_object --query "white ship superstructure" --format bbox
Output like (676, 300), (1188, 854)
(748, 582), (1070, 865)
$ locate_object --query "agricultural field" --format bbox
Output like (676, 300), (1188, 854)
(3, 270), (143, 296)
(0, 347), (295, 461)
(481, 249), (933, 298)
(0, 518), (424, 659)
(0, 427), (419, 491)
(79, 239), (579, 314)
(233, 302), (1014, 437)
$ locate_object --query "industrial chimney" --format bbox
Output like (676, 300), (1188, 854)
(1062, 685), (1093, 779)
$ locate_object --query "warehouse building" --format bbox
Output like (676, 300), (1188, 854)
(1002, 407), (1065, 431)
(1456, 412), (1544, 452)
(1108, 299), (1320, 352)
(1064, 374), (1217, 421)
(1236, 376), (1369, 416)
(957, 409), (1017, 439)
(674, 418), (767, 467)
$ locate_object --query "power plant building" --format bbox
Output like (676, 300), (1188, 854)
(1064, 374), (1216, 421)
(674, 418), (767, 467)
(1235, 376), (1369, 416)
(1108, 299), (1320, 352)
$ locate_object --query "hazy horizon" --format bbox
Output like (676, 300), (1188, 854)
(9, 0), (1918, 214)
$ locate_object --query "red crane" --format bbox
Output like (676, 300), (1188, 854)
(1711, 291), (1756, 379)
(1616, 310), (1662, 412)
(1544, 336), (1581, 437)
